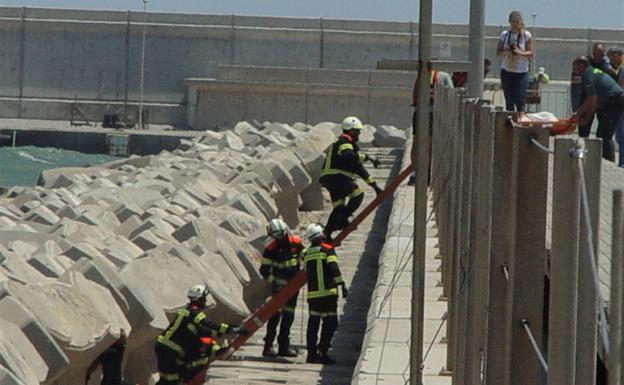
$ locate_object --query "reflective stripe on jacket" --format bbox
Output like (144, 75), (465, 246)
(304, 242), (344, 299)
(156, 305), (230, 357)
(260, 235), (304, 284)
(320, 134), (374, 184)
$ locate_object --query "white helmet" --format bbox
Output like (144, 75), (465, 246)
(187, 284), (208, 301)
(266, 218), (289, 238)
(305, 223), (325, 242)
(341, 116), (363, 131)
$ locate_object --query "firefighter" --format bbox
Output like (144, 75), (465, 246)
(154, 284), (249, 385)
(85, 329), (132, 385)
(303, 223), (348, 364)
(259, 218), (303, 357)
(319, 116), (383, 240)
(181, 336), (227, 383)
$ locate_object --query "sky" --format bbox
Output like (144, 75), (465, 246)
(1, 0), (623, 29)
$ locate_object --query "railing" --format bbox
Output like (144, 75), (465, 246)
(429, 85), (624, 385)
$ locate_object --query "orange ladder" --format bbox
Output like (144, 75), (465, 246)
(186, 163), (414, 384)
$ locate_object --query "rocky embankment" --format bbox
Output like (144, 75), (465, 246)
(0, 121), (406, 385)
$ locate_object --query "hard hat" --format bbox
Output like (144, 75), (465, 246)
(305, 223), (325, 242)
(341, 116), (363, 131)
(538, 67), (545, 74)
(187, 284), (208, 301)
(266, 218), (289, 238)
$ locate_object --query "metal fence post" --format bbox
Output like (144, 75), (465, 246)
(610, 189), (624, 385)
(548, 137), (581, 385)
(464, 103), (494, 384)
(485, 111), (516, 385)
(452, 98), (477, 384)
(447, 91), (466, 373)
(575, 138), (601, 385)
(507, 124), (549, 385)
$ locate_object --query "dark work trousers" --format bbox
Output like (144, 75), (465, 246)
(501, 69), (529, 112)
(155, 343), (183, 385)
(264, 291), (298, 349)
(306, 296), (338, 356)
(98, 344), (125, 385)
(320, 175), (363, 236)
(597, 105), (624, 162)
(571, 81), (594, 137)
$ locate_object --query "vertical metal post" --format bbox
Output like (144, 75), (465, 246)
(610, 190), (624, 385)
(18, 6), (26, 118)
(486, 112), (516, 385)
(464, 103), (493, 384)
(548, 138), (581, 385)
(411, 0), (432, 383)
(319, 18), (325, 68)
(123, 10), (131, 124)
(467, 0), (485, 97)
(447, 93), (466, 373)
(138, 0), (148, 130)
(507, 125), (549, 385)
(453, 99), (476, 385)
(531, 13), (537, 74)
(575, 138), (601, 385)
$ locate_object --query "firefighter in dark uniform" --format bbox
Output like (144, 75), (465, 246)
(154, 285), (249, 385)
(260, 218), (303, 357)
(320, 116), (383, 240)
(181, 336), (224, 383)
(303, 223), (348, 364)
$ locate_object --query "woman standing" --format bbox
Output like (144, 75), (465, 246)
(497, 11), (533, 112)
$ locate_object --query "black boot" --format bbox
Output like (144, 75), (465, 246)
(318, 350), (336, 365)
(278, 345), (298, 357)
(262, 341), (277, 357)
(306, 350), (321, 363)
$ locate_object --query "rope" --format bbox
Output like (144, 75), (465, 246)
(502, 264), (510, 282)
(576, 152), (611, 355)
(521, 318), (549, 372)
(420, 311), (448, 370)
(529, 137), (554, 155)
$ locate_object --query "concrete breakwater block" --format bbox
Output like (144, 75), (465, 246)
(0, 319), (47, 385)
(0, 364), (28, 385)
(120, 246), (219, 314)
(0, 119), (379, 384)
(358, 124), (376, 148)
(373, 125), (407, 147)
(0, 279), (127, 385)
(0, 297), (69, 384)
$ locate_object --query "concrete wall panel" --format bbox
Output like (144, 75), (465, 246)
(192, 82), (307, 130)
(0, 7), (622, 126)
(22, 20), (127, 101)
(233, 28), (320, 69)
(368, 87), (412, 129)
(305, 85), (368, 125)
(323, 31), (412, 69)
(0, 20), (22, 97)
(125, 25), (232, 103)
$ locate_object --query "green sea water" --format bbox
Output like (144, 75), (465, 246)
(0, 146), (121, 188)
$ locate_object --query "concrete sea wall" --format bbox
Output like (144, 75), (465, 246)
(0, 7), (620, 125)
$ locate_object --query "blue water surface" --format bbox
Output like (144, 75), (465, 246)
(0, 146), (122, 187)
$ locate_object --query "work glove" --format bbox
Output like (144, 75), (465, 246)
(339, 282), (349, 299)
(369, 157), (381, 168)
(231, 326), (250, 336)
(372, 183), (383, 197)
